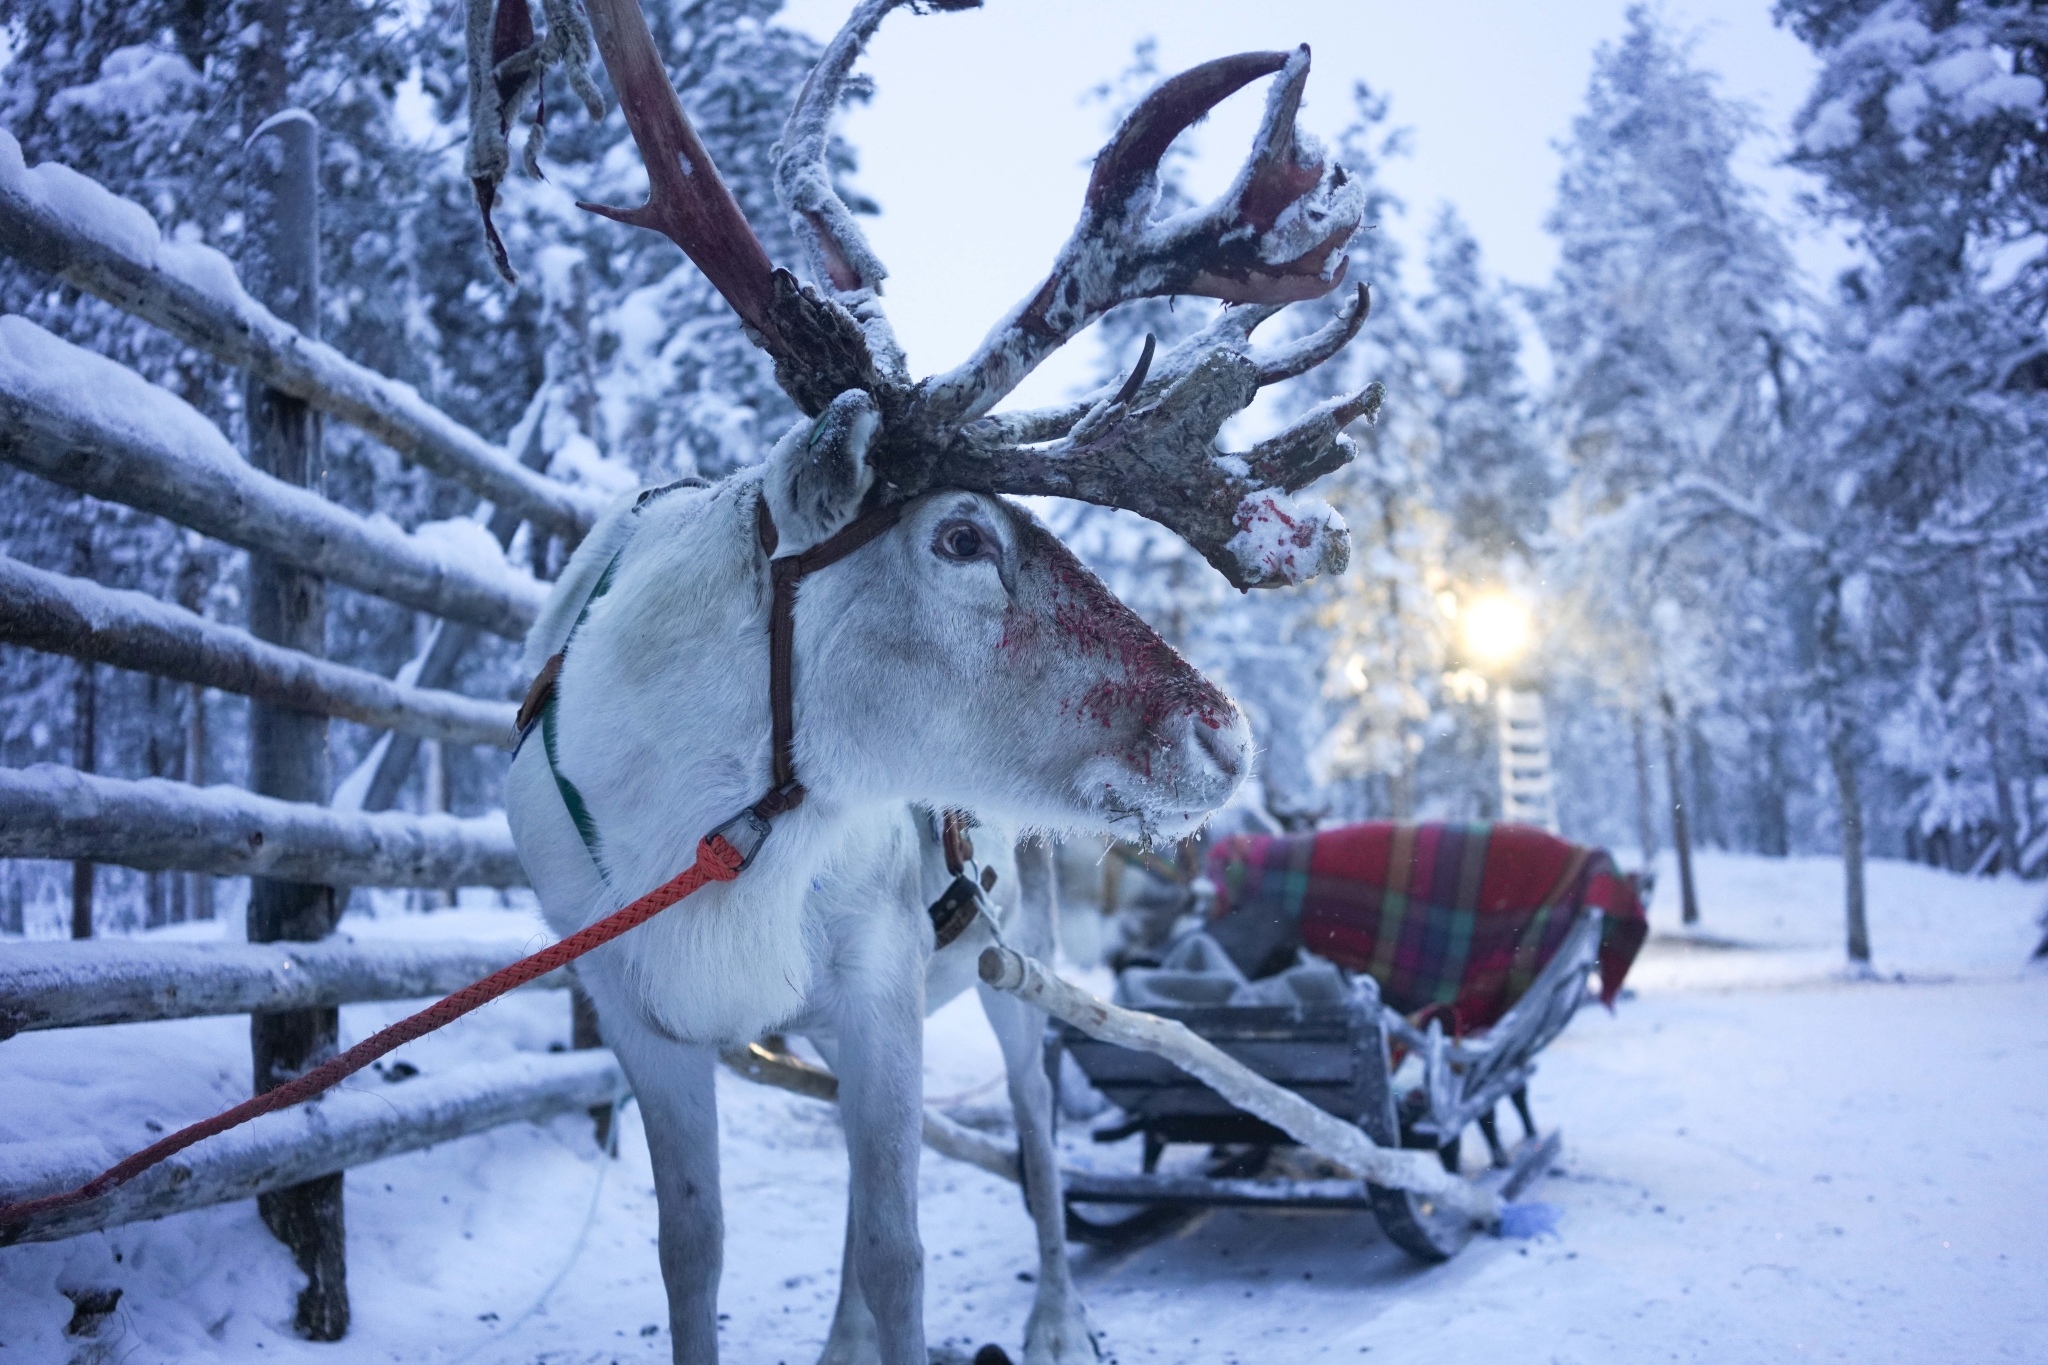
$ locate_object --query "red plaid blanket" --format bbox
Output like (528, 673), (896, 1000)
(1207, 822), (1647, 1031)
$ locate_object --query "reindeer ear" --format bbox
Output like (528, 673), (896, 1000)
(763, 389), (880, 551)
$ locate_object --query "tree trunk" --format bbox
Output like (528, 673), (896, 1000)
(1760, 706), (1791, 857)
(1974, 557), (2023, 876)
(1816, 572), (1872, 967)
(240, 60), (347, 1339)
(1632, 708), (1658, 871)
(1827, 707), (1870, 965)
(570, 981), (614, 1148)
(1660, 691), (1699, 925)
(70, 637), (95, 941)
(187, 684), (214, 921)
(1688, 715), (1720, 851)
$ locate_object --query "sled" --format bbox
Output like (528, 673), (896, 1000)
(1050, 905), (1602, 1262)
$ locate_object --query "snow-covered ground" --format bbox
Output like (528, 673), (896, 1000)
(3, 852), (2044, 1363)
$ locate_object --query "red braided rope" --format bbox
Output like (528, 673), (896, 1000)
(0, 834), (746, 1240)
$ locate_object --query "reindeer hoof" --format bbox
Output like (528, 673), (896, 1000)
(972, 1348), (1015, 1365)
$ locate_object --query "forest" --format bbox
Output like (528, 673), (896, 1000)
(0, 0), (2043, 956)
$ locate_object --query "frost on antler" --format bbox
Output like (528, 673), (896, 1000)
(935, 296), (1382, 590)
(916, 45), (1368, 430)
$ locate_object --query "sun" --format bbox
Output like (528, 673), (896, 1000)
(1460, 593), (1533, 669)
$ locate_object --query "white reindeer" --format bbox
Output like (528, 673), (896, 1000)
(475, 1), (1376, 1361)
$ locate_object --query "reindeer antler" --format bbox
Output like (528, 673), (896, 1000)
(912, 44), (1366, 432)
(475, 0), (1377, 588)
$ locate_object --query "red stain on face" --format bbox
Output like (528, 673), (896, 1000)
(1005, 524), (1233, 752)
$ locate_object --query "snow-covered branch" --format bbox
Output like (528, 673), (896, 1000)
(0, 1052), (618, 1244)
(0, 131), (602, 539)
(1661, 474), (1822, 552)
(0, 939), (567, 1038)
(0, 318), (544, 640)
(0, 554), (516, 748)
(0, 765), (526, 887)
(976, 944), (1500, 1224)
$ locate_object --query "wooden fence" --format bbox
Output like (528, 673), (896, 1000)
(0, 126), (614, 1337)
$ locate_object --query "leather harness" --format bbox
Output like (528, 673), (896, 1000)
(515, 481), (988, 950)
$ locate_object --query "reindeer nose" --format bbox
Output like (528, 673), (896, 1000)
(1193, 715), (1247, 783)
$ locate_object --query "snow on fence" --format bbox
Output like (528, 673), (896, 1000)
(0, 317), (544, 640)
(0, 129), (604, 542)
(0, 553), (516, 747)
(0, 138), (607, 1305)
(1, 1051), (622, 1245)
(0, 766), (526, 887)
(0, 938), (569, 1038)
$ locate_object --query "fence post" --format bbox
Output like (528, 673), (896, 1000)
(242, 84), (347, 1339)
(70, 530), (95, 939)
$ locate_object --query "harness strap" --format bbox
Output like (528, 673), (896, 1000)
(0, 833), (746, 1242)
(759, 495), (905, 808)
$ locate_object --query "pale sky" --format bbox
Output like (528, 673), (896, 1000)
(775, 0), (1850, 406)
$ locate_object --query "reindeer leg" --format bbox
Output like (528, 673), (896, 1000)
(586, 979), (723, 1365)
(822, 921), (928, 1365)
(977, 840), (1098, 1364)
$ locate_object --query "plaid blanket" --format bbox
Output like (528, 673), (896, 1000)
(1207, 822), (1648, 1032)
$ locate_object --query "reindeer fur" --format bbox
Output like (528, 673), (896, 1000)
(506, 407), (1251, 1365)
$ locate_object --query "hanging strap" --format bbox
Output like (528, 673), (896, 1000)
(758, 494), (905, 809)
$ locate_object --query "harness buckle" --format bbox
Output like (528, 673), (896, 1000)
(706, 806), (774, 871)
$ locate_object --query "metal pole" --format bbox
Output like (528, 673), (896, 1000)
(242, 56), (347, 1336)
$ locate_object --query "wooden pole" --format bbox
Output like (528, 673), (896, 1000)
(68, 661), (94, 940)
(977, 945), (1501, 1224)
(240, 69), (346, 1338)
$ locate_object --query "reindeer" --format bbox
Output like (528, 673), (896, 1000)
(471, 1), (1378, 1361)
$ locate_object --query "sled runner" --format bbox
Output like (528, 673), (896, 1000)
(1052, 821), (1647, 1262)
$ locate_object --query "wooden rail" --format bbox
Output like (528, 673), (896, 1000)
(0, 133), (580, 1314)
(0, 129), (603, 541)
(0, 554), (516, 747)
(0, 1051), (623, 1245)
(0, 318), (545, 640)
(0, 766), (527, 888)
(0, 939), (567, 1038)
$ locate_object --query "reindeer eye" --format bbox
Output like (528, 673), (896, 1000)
(935, 521), (990, 562)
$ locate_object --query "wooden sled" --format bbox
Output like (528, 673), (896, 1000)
(1051, 910), (1601, 1262)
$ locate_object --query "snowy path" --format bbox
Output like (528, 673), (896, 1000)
(2, 855), (2043, 1363)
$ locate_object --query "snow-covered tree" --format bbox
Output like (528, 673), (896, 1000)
(1778, 0), (2048, 880)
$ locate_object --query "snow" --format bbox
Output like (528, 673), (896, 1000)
(0, 315), (244, 477)
(44, 45), (202, 122)
(3, 852), (2043, 1362)
(1224, 490), (1349, 586)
